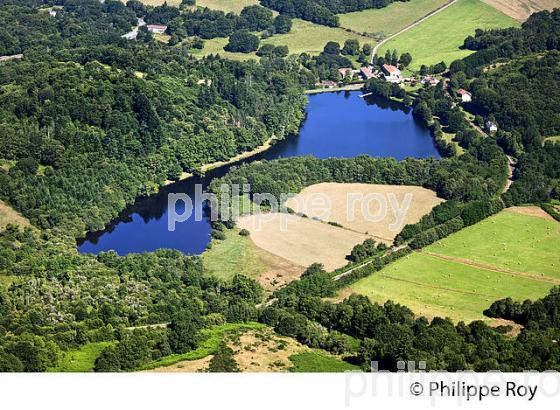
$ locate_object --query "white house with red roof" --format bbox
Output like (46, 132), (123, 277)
(457, 88), (472, 103)
(147, 24), (168, 34)
(382, 64), (401, 82)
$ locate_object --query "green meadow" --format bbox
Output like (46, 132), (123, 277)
(379, 0), (519, 70)
(344, 210), (560, 322)
(339, 0), (449, 37)
(289, 352), (360, 372)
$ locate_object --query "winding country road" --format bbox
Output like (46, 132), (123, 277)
(370, 0), (459, 63)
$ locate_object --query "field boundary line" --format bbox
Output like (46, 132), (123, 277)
(376, 273), (498, 298)
(370, 0), (458, 62)
(420, 251), (560, 285)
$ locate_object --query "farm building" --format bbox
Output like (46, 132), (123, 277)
(421, 76), (439, 86)
(382, 64), (401, 83)
(360, 66), (374, 80)
(457, 89), (472, 102)
(485, 121), (498, 133)
(147, 24), (168, 34)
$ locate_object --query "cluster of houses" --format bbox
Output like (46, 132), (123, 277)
(122, 19), (168, 40)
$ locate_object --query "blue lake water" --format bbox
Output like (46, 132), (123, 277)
(77, 91), (440, 255)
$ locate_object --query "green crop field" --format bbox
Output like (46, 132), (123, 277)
(194, 18), (373, 60)
(344, 210), (560, 323)
(379, 0), (519, 70)
(49, 341), (116, 372)
(289, 352), (361, 372)
(339, 0), (449, 37)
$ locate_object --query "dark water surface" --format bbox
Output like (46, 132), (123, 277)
(77, 91), (439, 255)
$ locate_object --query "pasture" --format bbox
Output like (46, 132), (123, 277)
(286, 183), (444, 244)
(379, 0), (519, 70)
(194, 18), (373, 59)
(341, 209), (560, 322)
(339, 0), (449, 37)
(237, 213), (371, 271)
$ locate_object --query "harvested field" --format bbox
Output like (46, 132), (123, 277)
(285, 183), (444, 243)
(237, 213), (370, 271)
(483, 0), (560, 21)
(505, 206), (556, 221)
(197, 0), (259, 14)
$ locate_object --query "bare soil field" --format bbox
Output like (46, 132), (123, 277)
(237, 213), (371, 271)
(505, 206), (556, 222)
(285, 183), (444, 243)
(483, 0), (560, 21)
(0, 199), (30, 231)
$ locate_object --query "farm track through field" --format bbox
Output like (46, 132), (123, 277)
(420, 251), (560, 285)
(370, 0), (458, 62)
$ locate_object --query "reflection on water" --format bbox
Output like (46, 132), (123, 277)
(78, 91), (439, 255)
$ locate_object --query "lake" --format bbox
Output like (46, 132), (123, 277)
(77, 91), (440, 255)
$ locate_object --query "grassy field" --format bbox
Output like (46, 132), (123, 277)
(379, 0), (519, 70)
(203, 229), (271, 281)
(0, 199), (30, 231)
(196, 0), (259, 14)
(289, 352), (361, 372)
(128, 0), (181, 6)
(140, 322), (265, 370)
(49, 342), (116, 372)
(202, 227), (304, 292)
(339, 0), (449, 37)
(194, 18), (374, 60)
(342, 210), (560, 322)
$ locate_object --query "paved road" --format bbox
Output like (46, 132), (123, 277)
(370, 0), (459, 63)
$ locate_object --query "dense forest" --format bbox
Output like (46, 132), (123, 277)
(260, 0), (409, 27)
(0, 1), (307, 238)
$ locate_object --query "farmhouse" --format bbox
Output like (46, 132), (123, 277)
(457, 88), (472, 102)
(382, 64), (401, 83)
(338, 68), (353, 79)
(360, 66), (374, 80)
(485, 121), (498, 133)
(147, 24), (168, 34)
(421, 76), (439, 86)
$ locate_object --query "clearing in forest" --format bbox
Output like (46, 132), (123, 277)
(379, 0), (519, 70)
(286, 183), (444, 243)
(0, 199), (30, 231)
(340, 210), (560, 322)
